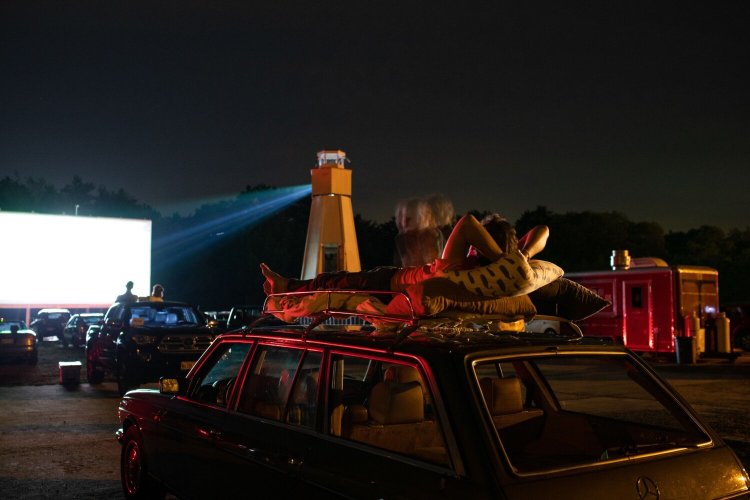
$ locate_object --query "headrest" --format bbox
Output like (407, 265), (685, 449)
(479, 377), (524, 415)
(384, 365), (421, 384)
(368, 381), (424, 424)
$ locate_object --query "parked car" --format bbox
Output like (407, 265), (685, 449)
(116, 292), (749, 499)
(29, 308), (71, 340)
(524, 314), (561, 335)
(87, 300), (215, 394)
(0, 320), (38, 364)
(225, 304), (262, 329)
(203, 310), (231, 332)
(61, 313), (104, 347)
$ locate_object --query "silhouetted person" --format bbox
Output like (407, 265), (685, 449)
(116, 281), (137, 303)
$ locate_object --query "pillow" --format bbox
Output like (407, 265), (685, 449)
(529, 277), (611, 321)
(386, 278), (537, 320)
(441, 251), (564, 298)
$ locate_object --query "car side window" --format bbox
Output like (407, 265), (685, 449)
(237, 345), (306, 422)
(189, 342), (251, 408)
(328, 354), (449, 467)
(105, 305), (122, 323)
(284, 351), (322, 428)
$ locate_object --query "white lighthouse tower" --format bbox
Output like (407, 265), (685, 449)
(300, 150), (361, 279)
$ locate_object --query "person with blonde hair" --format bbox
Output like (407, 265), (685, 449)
(394, 197), (444, 267)
(426, 193), (455, 253)
(148, 284), (165, 302)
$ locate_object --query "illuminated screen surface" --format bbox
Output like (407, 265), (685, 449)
(0, 212), (151, 306)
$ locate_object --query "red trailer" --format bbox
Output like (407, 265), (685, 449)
(566, 250), (719, 354)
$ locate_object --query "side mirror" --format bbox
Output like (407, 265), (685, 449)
(159, 376), (186, 395)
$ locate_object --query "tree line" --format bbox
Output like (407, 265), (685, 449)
(2, 175), (749, 308)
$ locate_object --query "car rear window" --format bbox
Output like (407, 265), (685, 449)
(473, 353), (711, 474)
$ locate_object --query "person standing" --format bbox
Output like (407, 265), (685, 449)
(116, 281), (137, 303)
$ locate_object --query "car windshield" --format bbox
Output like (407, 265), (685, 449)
(81, 316), (102, 325)
(473, 353), (710, 474)
(42, 313), (68, 321)
(128, 305), (203, 327)
(0, 321), (27, 332)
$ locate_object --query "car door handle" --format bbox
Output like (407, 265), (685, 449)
(196, 425), (221, 439)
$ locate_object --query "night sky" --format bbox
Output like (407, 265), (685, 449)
(1, 1), (748, 231)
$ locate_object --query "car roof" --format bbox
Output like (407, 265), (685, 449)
(221, 323), (621, 362)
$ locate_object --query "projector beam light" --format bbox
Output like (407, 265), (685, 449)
(154, 185), (312, 262)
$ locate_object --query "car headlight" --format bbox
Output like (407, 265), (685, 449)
(131, 334), (157, 345)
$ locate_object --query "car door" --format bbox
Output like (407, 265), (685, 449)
(299, 352), (470, 498)
(96, 305), (123, 369)
(214, 344), (324, 497)
(152, 340), (252, 499)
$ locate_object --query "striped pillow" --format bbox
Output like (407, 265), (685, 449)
(442, 252), (563, 298)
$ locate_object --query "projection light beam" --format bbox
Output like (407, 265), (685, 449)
(153, 184), (311, 261)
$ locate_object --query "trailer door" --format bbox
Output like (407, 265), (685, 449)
(623, 281), (654, 350)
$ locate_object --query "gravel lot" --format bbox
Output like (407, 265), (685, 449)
(0, 339), (748, 499)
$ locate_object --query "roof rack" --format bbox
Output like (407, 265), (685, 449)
(251, 291), (584, 345)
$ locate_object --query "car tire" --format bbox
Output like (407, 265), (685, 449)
(28, 350), (38, 365)
(87, 361), (104, 384)
(120, 425), (165, 500)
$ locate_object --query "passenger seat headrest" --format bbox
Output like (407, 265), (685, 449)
(368, 381), (424, 424)
(479, 377), (524, 415)
(384, 365), (421, 384)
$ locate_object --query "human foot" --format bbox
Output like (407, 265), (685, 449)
(260, 263), (289, 294)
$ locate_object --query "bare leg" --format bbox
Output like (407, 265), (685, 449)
(260, 263), (289, 294)
(441, 214), (503, 263)
(260, 264), (398, 295)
